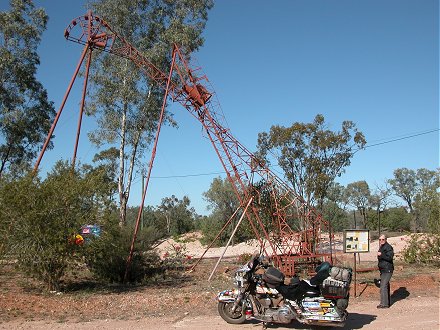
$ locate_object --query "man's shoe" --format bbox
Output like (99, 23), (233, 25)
(377, 305), (389, 309)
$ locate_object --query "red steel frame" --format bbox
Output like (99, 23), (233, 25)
(35, 12), (333, 277)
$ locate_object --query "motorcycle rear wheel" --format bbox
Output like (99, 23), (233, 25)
(217, 301), (246, 324)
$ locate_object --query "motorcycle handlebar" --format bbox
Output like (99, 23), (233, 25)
(247, 254), (270, 271)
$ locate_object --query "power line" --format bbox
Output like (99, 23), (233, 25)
(353, 128), (439, 153)
(143, 128), (438, 180)
(151, 171), (225, 179)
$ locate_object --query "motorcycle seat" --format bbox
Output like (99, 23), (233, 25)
(304, 287), (321, 298)
(301, 280), (321, 298)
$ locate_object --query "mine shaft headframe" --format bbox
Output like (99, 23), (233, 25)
(63, 11), (212, 111)
(61, 11), (332, 277)
(64, 11), (115, 51)
(63, 11), (170, 89)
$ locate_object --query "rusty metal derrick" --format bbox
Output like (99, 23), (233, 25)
(37, 11), (334, 276)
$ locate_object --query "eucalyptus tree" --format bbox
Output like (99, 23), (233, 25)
(388, 168), (417, 215)
(368, 183), (392, 231)
(389, 167), (439, 232)
(0, 0), (55, 176)
(344, 180), (371, 228)
(85, 0), (213, 226)
(158, 195), (195, 236)
(414, 168), (440, 232)
(89, 147), (119, 205)
(321, 182), (349, 231)
(257, 114), (366, 210)
(202, 177), (239, 244)
(203, 176), (239, 217)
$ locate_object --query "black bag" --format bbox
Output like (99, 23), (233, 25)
(310, 261), (332, 285)
(262, 267), (285, 288)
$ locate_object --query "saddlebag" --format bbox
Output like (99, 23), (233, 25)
(262, 267), (285, 288)
(320, 278), (349, 299)
(329, 266), (352, 283)
(319, 266), (352, 299)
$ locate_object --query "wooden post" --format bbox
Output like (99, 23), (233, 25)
(188, 205), (242, 273)
(353, 252), (357, 297)
(208, 197), (253, 281)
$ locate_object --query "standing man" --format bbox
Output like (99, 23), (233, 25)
(377, 234), (394, 308)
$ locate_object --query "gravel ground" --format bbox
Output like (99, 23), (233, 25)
(1, 234), (438, 330)
(2, 294), (438, 329)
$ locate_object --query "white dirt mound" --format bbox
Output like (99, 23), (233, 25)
(156, 232), (412, 261)
(155, 232), (261, 259)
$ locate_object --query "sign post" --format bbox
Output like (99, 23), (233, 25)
(343, 229), (370, 297)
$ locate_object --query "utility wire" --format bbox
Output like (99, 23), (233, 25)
(151, 171), (225, 179)
(353, 128), (439, 153)
(146, 128), (439, 179)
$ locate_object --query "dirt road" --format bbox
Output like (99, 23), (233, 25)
(2, 295), (438, 330)
(1, 235), (438, 330)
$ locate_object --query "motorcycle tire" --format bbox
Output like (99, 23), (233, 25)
(217, 301), (246, 324)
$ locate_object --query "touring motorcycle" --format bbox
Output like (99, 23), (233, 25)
(217, 254), (352, 328)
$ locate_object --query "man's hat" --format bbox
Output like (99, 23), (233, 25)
(374, 278), (381, 288)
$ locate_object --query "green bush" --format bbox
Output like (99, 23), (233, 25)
(84, 222), (162, 283)
(199, 212), (254, 247)
(402, 233), (440, 266)
(160, 242), (193, 271)
(0, 162), (108, 291)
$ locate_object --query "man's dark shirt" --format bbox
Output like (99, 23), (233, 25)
(378, 241), (394, 273)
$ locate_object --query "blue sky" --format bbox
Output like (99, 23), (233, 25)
(5, 0), (438, 215)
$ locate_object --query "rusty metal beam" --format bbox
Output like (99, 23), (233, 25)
(59, 12), (334, 277)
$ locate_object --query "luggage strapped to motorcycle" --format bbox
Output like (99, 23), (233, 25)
(329, 266), (352, 283)
(262, 267), (285, 288)
(319, 266), (352, 299)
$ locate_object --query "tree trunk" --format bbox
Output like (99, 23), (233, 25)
(0, 143), (12, 177)
(118, 75), (150, 228)
(410, 210), (418, 233)
(360, 207), (367, 228)
(118, 100), (127, 227)
(407, 203), (417, 233)
(165, 213), (171, 234)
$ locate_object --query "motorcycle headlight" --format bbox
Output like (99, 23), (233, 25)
(234, 270), (248, 287)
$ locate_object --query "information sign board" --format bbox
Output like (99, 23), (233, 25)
(343, 229), (370, 253)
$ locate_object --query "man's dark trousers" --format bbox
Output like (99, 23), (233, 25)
(380, 271), (392, 306)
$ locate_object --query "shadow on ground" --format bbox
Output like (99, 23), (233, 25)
(250, 312), (377, 329)
(61, 271), (194, 294)
(391, 286), (410, 305)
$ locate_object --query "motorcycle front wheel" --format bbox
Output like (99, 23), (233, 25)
(217, 301), (246, 324)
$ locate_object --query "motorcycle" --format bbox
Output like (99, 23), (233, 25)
(217, 254), (352, 328)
